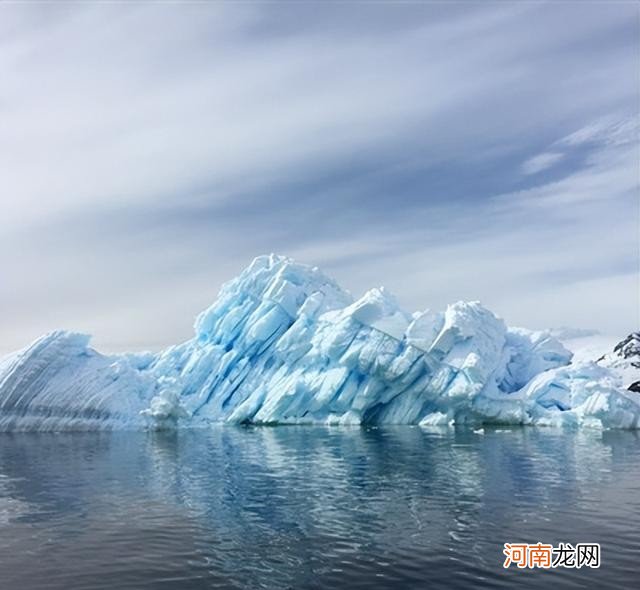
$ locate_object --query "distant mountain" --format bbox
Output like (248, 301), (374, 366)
(598, 332), (640, 393)
(549, 327), (601, 341)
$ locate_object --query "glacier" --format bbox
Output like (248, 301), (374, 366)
(0, 254), (638, 431)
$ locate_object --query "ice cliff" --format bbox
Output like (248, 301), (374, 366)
(0, 255), (638, 431)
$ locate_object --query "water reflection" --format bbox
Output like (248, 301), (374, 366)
(0, 427), (638, 589)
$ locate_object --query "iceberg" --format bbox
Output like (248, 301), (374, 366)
(0, 254), (638, 431)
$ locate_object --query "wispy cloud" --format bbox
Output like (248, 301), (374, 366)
(521, 152), (564, 175)
(0, 2), (637, 353)
(560, 114), (639, 147)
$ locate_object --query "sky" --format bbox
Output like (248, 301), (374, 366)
(0, 1), (638, 354)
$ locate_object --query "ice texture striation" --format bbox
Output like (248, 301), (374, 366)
(0, 255), (638, 431)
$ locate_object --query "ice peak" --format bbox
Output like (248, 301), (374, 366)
(342, 287), (410, 341)
(194, 255), (351, 341)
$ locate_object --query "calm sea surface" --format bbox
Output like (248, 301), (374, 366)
(0, 427), (638, 589)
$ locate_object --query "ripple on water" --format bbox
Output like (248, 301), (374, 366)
(0, 427), (638, 590)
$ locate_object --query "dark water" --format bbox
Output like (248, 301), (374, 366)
(0, 427), (638, 590)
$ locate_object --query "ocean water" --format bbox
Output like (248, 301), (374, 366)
(0, 427), (638, 589)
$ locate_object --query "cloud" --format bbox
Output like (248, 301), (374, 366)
(559, 114), (639, 147)
(0, 2), (637, 353)
(521, 152), (564, 175)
